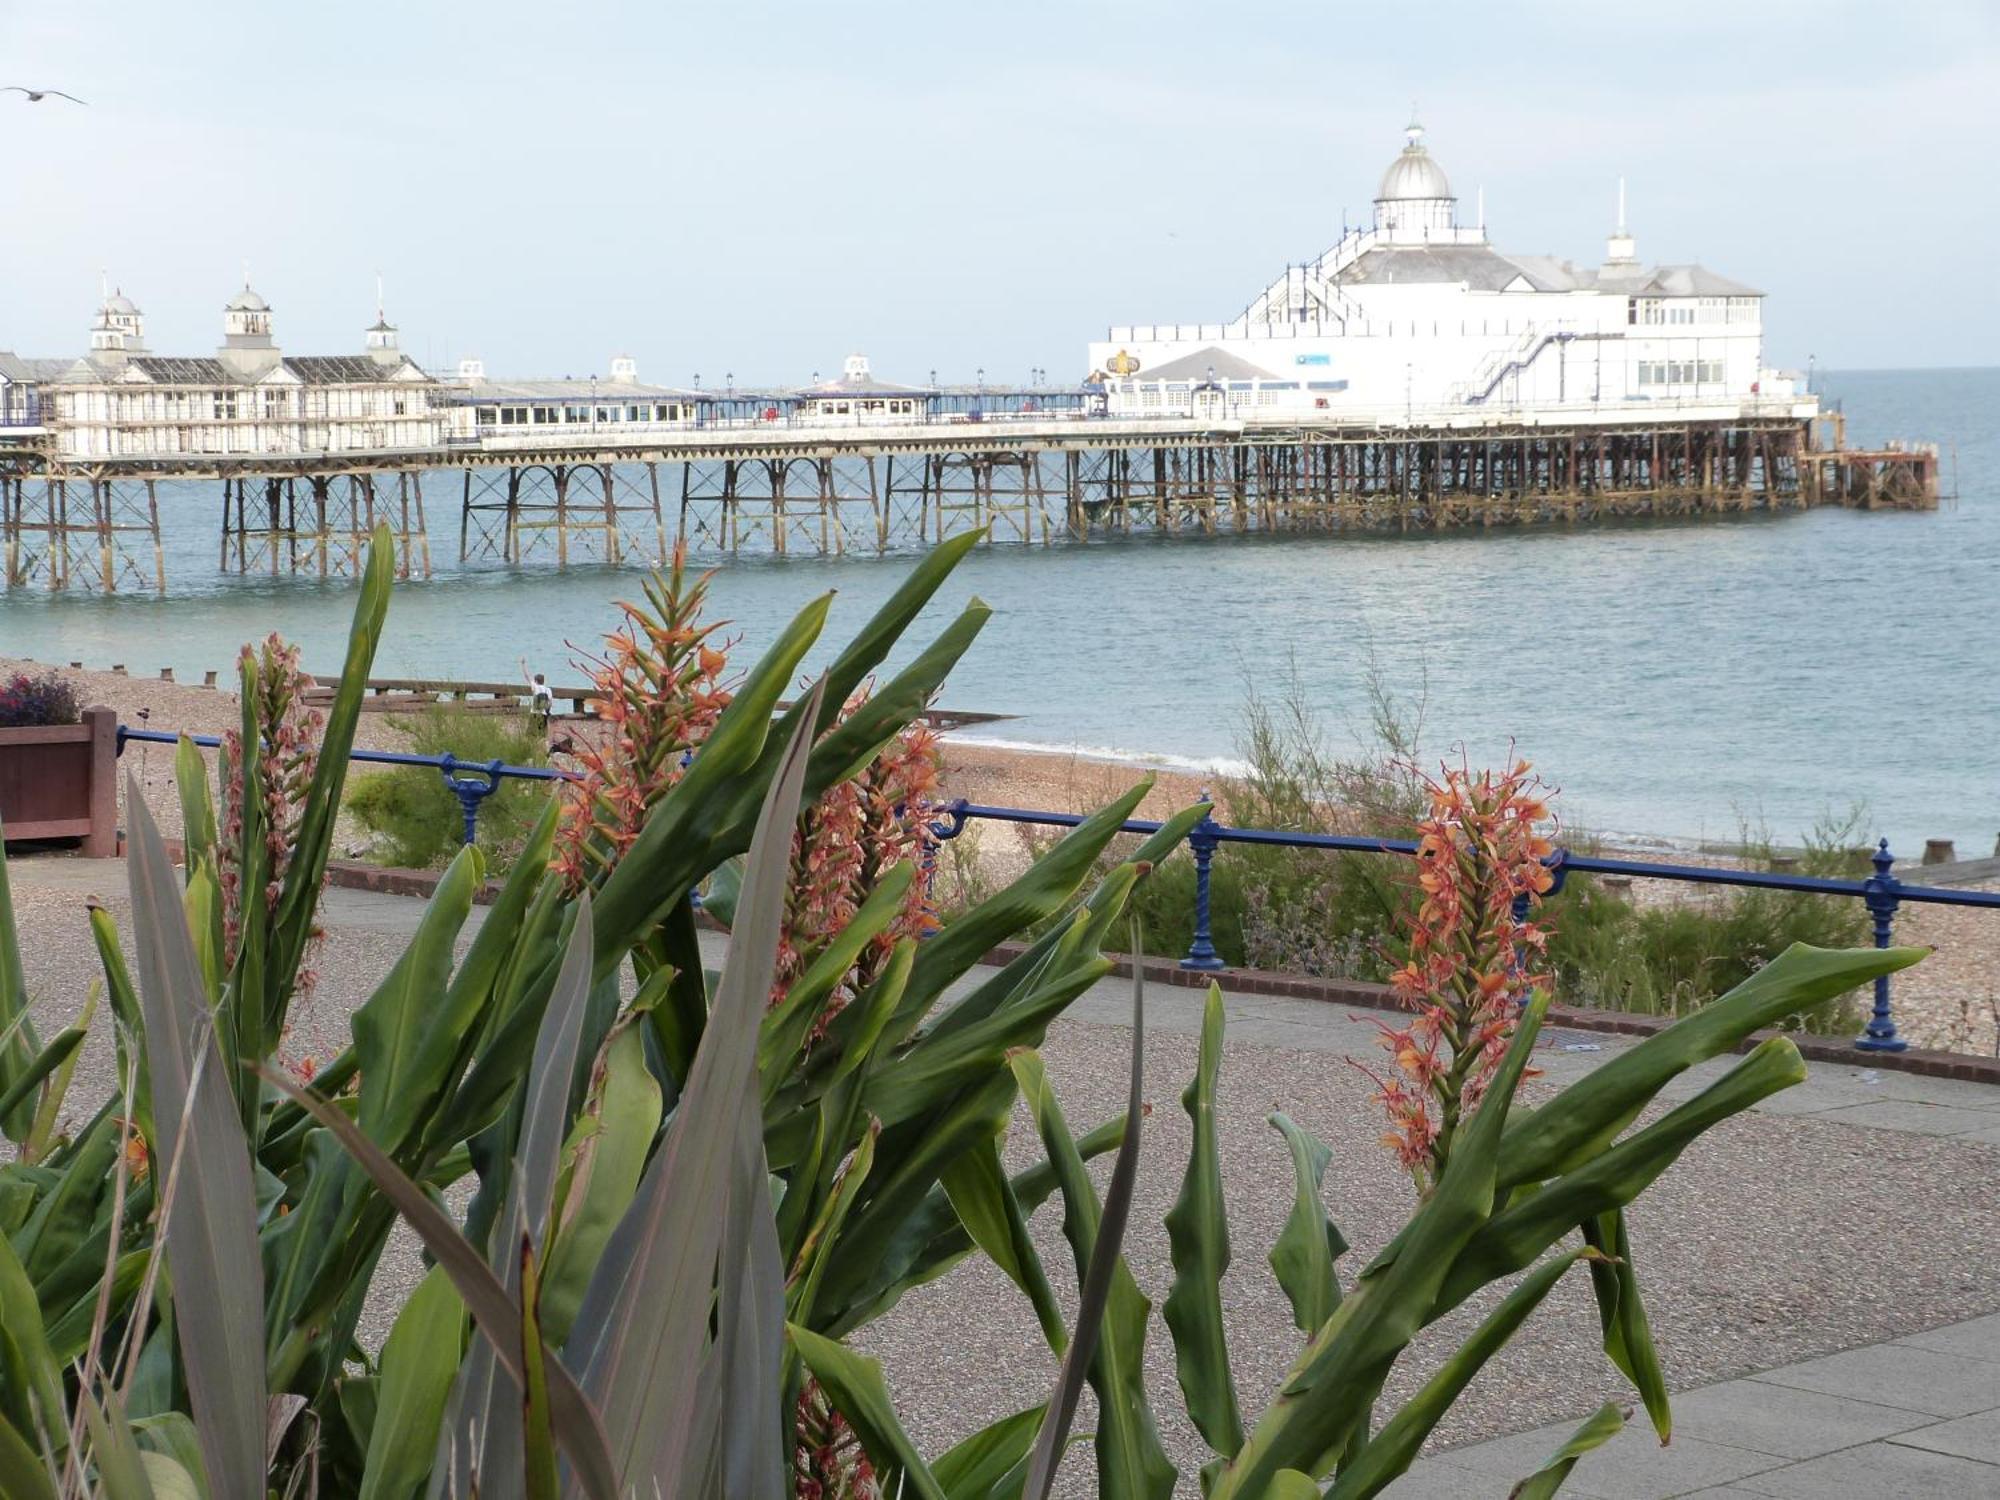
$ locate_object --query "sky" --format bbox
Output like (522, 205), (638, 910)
(2, 2), (1995, 383)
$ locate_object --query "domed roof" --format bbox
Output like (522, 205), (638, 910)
(225, 285), (269, 312)
(1376, 121), (1453, 202)
(103, 290), (139, 315)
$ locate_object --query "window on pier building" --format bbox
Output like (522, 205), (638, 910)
(212, 390), (239, 420)
(262, 389), (289, 419)
(1726, 296), (1759, 324)
(533, 406), (555, 424)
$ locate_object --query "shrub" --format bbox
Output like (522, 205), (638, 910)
(346, 705), (553, 872)
(0, 668), (81, 727)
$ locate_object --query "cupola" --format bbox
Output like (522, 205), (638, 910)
(1372, 117), (1458, 243)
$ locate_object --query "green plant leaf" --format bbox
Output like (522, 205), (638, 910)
(1508, 1402), (1626, 1499)
(1436, 1036), (1808, 1318)
(135, 1453), (201, 1500)
(713, 1069), (788, 1497)
(358, 1265), (465, 1500)
(1265, 1474), (1324, 1499)
(351, 843), (484, 1161)
(540, 1015), (663, 1346)
(567, 680), (824, 1494)
(813, 1070), (1018, 1335)
(1328, 1250), (1591, 1499)
(802, 597), (991, 798)
(941, 1135), (1069, 1356)
(915, 804), (1204, 1059)
(894, 781), (1156, 1047)
(0, 832), (43, 1142)
(80, 1385), (158, 1500)
(0, 1231), (64, 1457)
(1214, 993), (1554, 1497)
(1164, 983), (1245, 1459)
(785, 1118), (879, 1336)
(1499, 942), (1924, 1190)
(1268, 1113), (1347, 1339)
(126, 785), (266, 1500)
(1017, 937), (1174, 1500)
(0, 1409), (55, 1500)
(0, 1025), (86, 1133)
(933, 1403), (1048, 1500)
(256, 1065), (618, 1500)
(866, 946), (1112, 1132)
(760, 860), (915, 1102)
(24, 988), (94, 1163)
(433, 891), (597, 1500)
(812, 525), (984, 748)
(1582, 1209), (1670, 1443)
(88, 903), (151, 1145)
(266, 523), (393, 1030)
(786, 1325), (948, 1500)
(518, 1236), (559, 1500)
(174, 733), (218, 880)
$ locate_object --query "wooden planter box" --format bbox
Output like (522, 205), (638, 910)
(0, 706), (118, 857)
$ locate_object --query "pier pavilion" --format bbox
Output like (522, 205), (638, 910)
(1089, 121), (1781, 421)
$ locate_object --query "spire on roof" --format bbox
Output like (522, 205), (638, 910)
(1605, 176), (1639, 266)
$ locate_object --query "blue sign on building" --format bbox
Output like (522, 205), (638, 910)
(1294, 353), (1332, 367)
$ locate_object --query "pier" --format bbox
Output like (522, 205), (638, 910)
(0, 400), (1938, 593)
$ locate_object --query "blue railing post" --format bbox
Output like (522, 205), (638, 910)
(1180, 795), (1226, 972)
(1855, 838), (1908, 1053)
(437, 754), (504, 847)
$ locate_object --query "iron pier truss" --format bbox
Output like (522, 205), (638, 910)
(0, 412), (1939, 592)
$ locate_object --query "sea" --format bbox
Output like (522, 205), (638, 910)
(3, 367), (1993, 857)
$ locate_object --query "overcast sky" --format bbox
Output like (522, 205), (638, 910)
(4, 2), (1994, 382)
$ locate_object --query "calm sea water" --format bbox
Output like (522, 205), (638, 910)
(4, 368), (1993, 854)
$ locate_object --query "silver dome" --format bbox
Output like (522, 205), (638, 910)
(103, 290), (139, 315)
(1376, 125), (1453, 202)
(225, 286), (269, 312)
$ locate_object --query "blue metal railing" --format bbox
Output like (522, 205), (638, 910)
(117, 725), (579, 848)
(925, 797), (2000, 1056)
(117, 725), (1999, 1055)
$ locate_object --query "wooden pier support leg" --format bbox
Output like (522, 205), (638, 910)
(871, 456), (887, 553)
(647, 462), (664, 563)
(505, 466), (522, 565)
(599, 463), (620, 566)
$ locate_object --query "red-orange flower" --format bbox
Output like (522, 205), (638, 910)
(1367, 756), (1557, 1190)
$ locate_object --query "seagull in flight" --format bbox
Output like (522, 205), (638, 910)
(4, 87), (88, 104)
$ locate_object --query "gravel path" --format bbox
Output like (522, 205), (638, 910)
(6, 855), (1997, 1496)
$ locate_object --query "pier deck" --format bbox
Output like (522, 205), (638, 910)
(0, 401), (1939, 592)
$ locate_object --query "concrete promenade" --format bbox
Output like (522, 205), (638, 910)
(1390, 1311), (2000, 1497)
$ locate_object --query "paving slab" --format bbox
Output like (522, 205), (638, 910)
(1804, 1098), (2000, 1137)
(1665, 1379), (1930, 1458)
(1892, 1408), (2000, 1464)
(1895, 1310), (2000, 1360)
(1436, 1424), (1786, 1498)
(1752, 1344), (2000, 1416)
(1378, 1462), (1491, 1497)
(1730, 1438), (2000, 1498)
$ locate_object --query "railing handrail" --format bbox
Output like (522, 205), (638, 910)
(115, 723), (1988, 1053)
(932, 799), (2000, 911)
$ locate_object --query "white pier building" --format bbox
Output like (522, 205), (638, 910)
(44, 285), (445, 460)
(1087, 121), (1806, 423)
